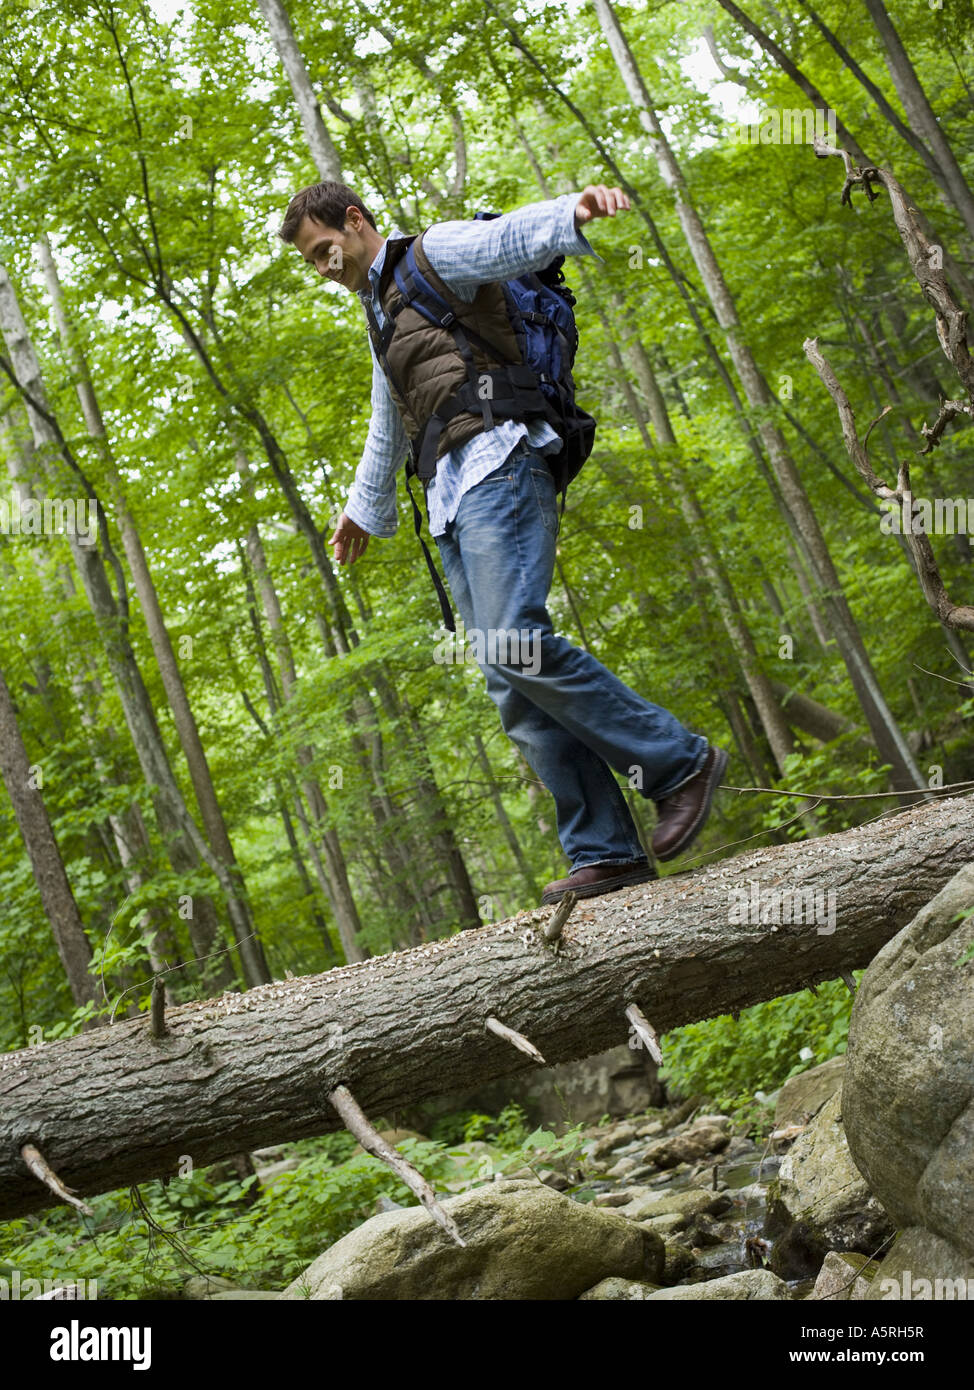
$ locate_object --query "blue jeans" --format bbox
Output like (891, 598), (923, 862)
(434, 442), (709, 872)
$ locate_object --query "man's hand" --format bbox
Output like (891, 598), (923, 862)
(329, 511), (371, 565)
(574, 185), (631, 226)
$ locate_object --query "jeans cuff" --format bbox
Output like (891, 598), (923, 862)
(571, 856), (650, 872)
(652, 741), (710, 802)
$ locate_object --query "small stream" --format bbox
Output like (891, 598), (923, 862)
(579, 1135), (815, 1296)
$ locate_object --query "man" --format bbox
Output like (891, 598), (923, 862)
(279, 179), (727, 907)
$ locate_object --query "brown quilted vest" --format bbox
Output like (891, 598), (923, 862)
(367, 231), (524, 463)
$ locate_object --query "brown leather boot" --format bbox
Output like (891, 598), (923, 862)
(541, 860), (657, 906)
(651, 746), (728, 862)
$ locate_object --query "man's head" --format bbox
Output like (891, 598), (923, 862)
(279, 181), (384, 294)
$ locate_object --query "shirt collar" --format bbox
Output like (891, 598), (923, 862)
(358, 229), (408, 306)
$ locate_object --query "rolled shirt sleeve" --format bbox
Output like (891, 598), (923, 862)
(421, 191), (603, 301)
(343, 345), (408, 538)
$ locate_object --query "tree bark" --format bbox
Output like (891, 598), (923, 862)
(863, 0), (974, 245)
(1, 792), (970, 1220)
(591, 0), (928, 798)
(34, 236), (270, 987)
(0, 262), (237, 986)
(256, 0), (342, 181)
(0, 660), (101, 1016)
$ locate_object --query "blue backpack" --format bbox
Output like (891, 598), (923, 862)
(384, 210), (596, 496)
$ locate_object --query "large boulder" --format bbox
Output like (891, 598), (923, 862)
(645, 1269), (792, 1300)
(805, 1250), (879, 1301)
(280, 1181), (664, 1300)
(766, 1089), (894, 1278)
(578, 1277), (661, 1300)
(775, 1056), (846, 1129)
(841, 863), (974, 1260)
(865, 1227), (974, 1300)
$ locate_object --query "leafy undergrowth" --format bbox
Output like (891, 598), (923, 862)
(660, 979), (855, 1115)
(0, 1105), (587, 1300)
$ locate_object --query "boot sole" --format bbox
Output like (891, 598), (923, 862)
(654, 746), (729, 862)
(540, 866), (658, 907)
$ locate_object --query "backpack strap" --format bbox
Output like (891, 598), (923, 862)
(393, 243), (496, 474)
(405, 473), (456, 633)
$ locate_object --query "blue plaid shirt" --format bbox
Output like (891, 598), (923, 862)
(345, 191), (598, 538)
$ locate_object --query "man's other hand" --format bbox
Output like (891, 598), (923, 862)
(574, 185), (631, 225)
(329, 511), (371, 565)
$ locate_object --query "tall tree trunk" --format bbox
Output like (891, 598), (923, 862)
(255, 0), (342, 181)
(34, 235), (270, 987)
(256, 0), (482, 932)
(0, 262), (239, 987)
(0, 658), (101, 1017)
(863, 0), (974, 245)
(236, 528), (368, 963)
(591, 0), (928, 799)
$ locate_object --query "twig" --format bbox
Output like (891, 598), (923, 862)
(721, 780), (973, 801)
(149, 976), (166, 1039)
(20, 1144), (94, 1216)
(485, 1015), (546, 1064)
(543, 889), (577, 944)
(327, 1084), (465, 1247)
(624, 1003), (663, 1064)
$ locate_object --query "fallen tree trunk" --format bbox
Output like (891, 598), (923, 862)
(770, 680), (866, 746)
(1, 793), (971, 1221)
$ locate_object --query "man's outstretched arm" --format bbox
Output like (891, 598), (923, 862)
(422, 185), (629, 299)
(330, 344), (408, 564)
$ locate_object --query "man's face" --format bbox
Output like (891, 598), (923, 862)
(293, 208), (373, 293)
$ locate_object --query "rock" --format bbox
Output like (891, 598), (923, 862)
(643, 1123), (730, 1169)
(605, 1155), (640, 1179)
(255, 1158), (302, 1185)
(723, 1136), (763, 1160)
(646, 1269), (793, 1300)
(623, 1189), (733, 1223)
(635, 1120), (664, 1138)
(864, 1227), (974, 1300)
(841, 863), (974, 1260)
(638, 1212), (688, 1236)
(688, 1214), (739, 1246)
(766, 1089), (893, 1278)
(730, 1182), (769, 1205)
(593, 1187), (652, 1208)
(692, 1243), (747, 1278)
(281, 1183), (665, 1300)
(250, 1146), (287, 1163)
(578, 1277), (661, 1300)
(209, 1290), (281, 1301)
(623, 1164), (659, 1183)
(692, 1114), (732, 1130)
(661, 1241), (696, 1284)
(587, 1121), (639, 1162)
(775, 1056), (846, 1130)
(537, 1168), (572, 1192)
(372, 1195), (405, 1216)
(660, 1095), (707, 1130)
(806, 1250), (880, 1302)
(182, 1275), (243, 1300)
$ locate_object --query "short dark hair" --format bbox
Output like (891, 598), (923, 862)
(278, 181), (377, 242)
